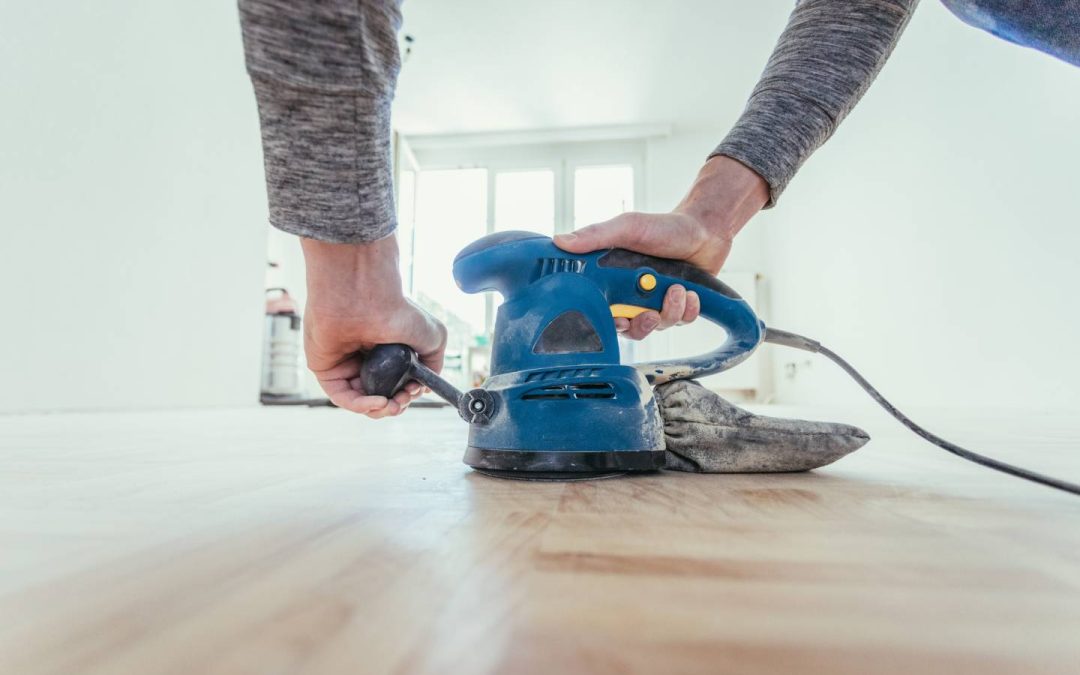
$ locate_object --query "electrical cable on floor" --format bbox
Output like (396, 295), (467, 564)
(764, 328), (1080, 497)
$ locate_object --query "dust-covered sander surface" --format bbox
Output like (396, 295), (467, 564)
(362, 231), (1080, 495)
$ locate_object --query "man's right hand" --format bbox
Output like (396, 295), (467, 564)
(301, 234), (447, 418)
(554, 155), (768, 340)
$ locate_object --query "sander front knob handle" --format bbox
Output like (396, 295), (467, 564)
(360, 344), (485, 422)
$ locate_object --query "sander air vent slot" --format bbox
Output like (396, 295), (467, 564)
(521, 382), (615, 401)
(537, 257), (585, 277)
(524, 368), (602, 382)
(569, 382), (615, 399)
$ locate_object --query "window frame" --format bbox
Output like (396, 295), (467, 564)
(396, 136), (647, 337)
(404, 139), (645, 235)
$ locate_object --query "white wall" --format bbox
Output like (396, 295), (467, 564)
(764, 2), (1080, 410)
(393, 1), (788, 135)
(0, 3), (269, 412)
(7, 0), (1073, 415)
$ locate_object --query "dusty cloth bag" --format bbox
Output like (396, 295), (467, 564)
(656, 379), (870, 473)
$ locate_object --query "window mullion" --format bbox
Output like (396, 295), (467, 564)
(557, 158), (574, 234)
(484, 167), (496, 335)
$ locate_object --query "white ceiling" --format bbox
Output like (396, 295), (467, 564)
(393, 0), (793, 135)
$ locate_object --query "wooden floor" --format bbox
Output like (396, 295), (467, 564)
(1, 402), (1079, 675)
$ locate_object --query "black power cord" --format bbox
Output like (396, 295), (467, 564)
(764, 328), (1080, 497)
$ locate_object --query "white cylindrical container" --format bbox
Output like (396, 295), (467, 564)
(261, 289), (304, 402)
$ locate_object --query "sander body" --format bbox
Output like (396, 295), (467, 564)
(362, 230), (764, 478)
(362, 231), (1080, 493)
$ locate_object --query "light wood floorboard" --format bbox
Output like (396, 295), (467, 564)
(1, 403), (1078, 674)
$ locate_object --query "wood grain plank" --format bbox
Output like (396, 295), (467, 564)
(1, 405), (1078, 674)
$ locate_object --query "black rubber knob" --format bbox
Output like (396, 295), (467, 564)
(359, 343), (417, 398)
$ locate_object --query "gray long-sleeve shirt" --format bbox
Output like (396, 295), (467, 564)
(240, 0), (404, 243)
(239, 1), (915, 243)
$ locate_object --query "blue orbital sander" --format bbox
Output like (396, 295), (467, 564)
(361, 231), (1080, 494)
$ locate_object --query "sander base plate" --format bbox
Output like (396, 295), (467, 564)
(463, 447), (665, 477)
(472, 468), (630, 482)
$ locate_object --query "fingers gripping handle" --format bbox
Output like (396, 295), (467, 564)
(594, 250), (765, 384)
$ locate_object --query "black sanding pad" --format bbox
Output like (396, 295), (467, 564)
(472, 468), (629, 482)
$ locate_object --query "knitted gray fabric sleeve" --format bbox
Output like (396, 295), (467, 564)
(713, 0), (918, 207)
(239, 0), (403, 243)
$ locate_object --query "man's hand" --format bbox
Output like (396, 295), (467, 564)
(554, 155), (768, 340)
(301, 234), (447, 418)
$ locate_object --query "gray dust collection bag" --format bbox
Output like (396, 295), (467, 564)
(656, 379), (870, 473)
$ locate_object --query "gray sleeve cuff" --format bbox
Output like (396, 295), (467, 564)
(251, 76), (396, 244)
(710, 88), (835, 208)
(239, 0), (404, 243)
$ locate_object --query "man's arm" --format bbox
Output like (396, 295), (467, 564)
(714, 0), (919, 207)
(557, 0), (918, 338)
(239, 1), (444, 417)
(239, 0), (402, 242)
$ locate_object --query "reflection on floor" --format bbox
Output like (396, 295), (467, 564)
(2, 403), (1079, 674)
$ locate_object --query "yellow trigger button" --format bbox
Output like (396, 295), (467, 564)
(610, 304), (649, 319)
(638, 273), (657, 292)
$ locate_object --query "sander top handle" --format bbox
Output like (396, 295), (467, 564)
(452, 231), (764, 385)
